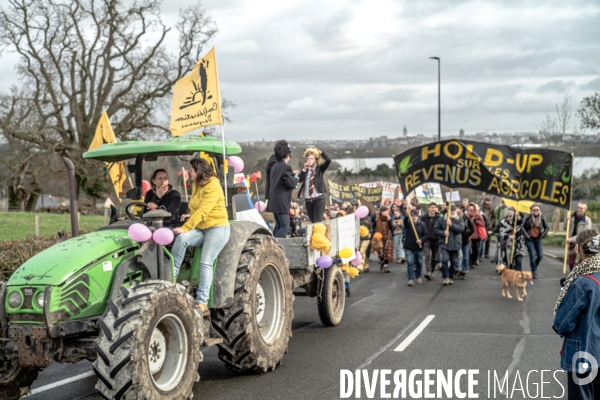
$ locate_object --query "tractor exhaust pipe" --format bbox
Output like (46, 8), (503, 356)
(62, 157), (79, 237)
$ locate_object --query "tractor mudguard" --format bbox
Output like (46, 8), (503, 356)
(212, 221), (271, 308)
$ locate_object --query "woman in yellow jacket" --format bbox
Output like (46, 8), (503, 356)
(172, 158), (231, 312)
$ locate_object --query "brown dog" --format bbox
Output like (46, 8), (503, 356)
(496, 265), (533, 302)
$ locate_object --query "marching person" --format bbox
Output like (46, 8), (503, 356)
(467, 202), (486, 269)
(421, 203), (441, 281)
(266, 141), (299, 238)
(553, 229), (600, 399)
(372, 205), (395, 273)
(404, 209), (429, 286)
(522, 204), (549, 279)
(480, 196), (495, 259)
(434, 205), (465, 285)
(457, 205), (474, 278)
(297, 148), (331, 223)
(566, 203), (593, 271)
(497, 208), (525, 270)
(392, 208), (406, 263)
(265, 140), (291, 205)
(171, 159), (231, 313)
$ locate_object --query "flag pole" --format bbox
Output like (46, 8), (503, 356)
(406, 199), (422, 248)
(181, 167), (189, 202)
(213, 47), (228, 208)
(510, 207), (518, 267)
(445, 189), (452, 244)
(563, 154), (575, 274)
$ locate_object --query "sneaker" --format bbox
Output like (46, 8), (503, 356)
(476, 259), (481, 266)
(380, 262), (384, 271)
(407, 280), (414, 286)
(443, 279), (449, 286)
(435, 263), (442, 271)
(484, 254), (489, 258)
(470, 264), (476, 269)
(400, 258), (406, 264)
(448, 279), (454, 285)
(424, 272), (432, 281)
(383, 265), (390, 273)
(416, 278), (422, 284)
(532, 271), (538, 279)
(346, 287), (352, 297)
(195, 303), (209, 316)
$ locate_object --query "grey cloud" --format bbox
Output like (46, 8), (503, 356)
(537, 80), (572, 93)
(378, 88), (416, 102)
(582, 77), (600, 91)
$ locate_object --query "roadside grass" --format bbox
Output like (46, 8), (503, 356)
(0, 212), (105, 241)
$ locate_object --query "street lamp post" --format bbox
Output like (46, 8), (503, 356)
(429, 56), (440, 142)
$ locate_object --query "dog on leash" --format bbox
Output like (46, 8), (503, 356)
(496, 264), (534, 302)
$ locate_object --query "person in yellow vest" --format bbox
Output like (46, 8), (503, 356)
(172, 158), (231, 313)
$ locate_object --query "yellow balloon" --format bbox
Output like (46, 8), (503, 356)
(339, 247), (353, 258)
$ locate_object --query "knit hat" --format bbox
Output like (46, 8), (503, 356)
(410, 209), (419, 216)
(504, 207), (515, 217)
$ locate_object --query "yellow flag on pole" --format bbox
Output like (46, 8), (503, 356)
(89, 111), (127, 197)
(170, 47), (222, 136)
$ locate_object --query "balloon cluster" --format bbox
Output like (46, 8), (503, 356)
(315, 248), (363, 269)
(227, 156), (244, 174)
(127, 223), (175, 245)
(255, 201), (266, 212)
(354, 205), (369, 219)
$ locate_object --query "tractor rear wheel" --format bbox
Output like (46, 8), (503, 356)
(316, 265), (345, 326)
(211, 235), (293, 373)
(93, 280), (202, 400)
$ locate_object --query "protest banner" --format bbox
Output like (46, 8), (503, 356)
(328, 179), (383, 204)
(414, 183), (443, 205)
(393, 139), (573, 209)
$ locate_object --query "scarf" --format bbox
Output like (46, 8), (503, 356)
(530, 213), (541, 228)
(554, 252), (600, 314)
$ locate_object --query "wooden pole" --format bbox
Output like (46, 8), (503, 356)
(563, 210), (571, 274)
(35, 215), (40, 237)
(181, 167), (189, 202)
(104, 206), (109, 226)
(445, 189), (452, 244)
(254, 180), (260, 203)
(510, 210), (518, 267)
(408, 212), (422, 248)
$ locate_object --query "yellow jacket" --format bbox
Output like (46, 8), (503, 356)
(181, 177), (229, 232)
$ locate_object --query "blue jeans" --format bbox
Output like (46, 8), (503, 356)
(405, 249), (423, 281)
(478, 238), (485, 260)
(525, 237), (543, 273)
(171, 225), (231, 304)
(461, 244), (470, 273)
(441, 249), (459, 279)
(273, 213), (290, 238)
(393, 233), (405, 259)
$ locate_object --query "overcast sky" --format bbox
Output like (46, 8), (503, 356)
(3, 0), (600, 142)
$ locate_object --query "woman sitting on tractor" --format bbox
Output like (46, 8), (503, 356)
(143, 169), (182, 228)
(171, 158), (231, 313)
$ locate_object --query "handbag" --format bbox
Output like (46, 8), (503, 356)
(529, 225), (541, 238)
(477, 224), (487, 240)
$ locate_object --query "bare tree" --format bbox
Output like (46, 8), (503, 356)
(538, 92), (579, 147)
(0, 0), (217, 201)
(579, 92), (600, 130)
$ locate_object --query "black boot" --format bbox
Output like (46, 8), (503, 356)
(346, 287), (352, 297)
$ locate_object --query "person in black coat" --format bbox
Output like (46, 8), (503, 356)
(521, 204), (549, 278)
(403, 209), (429, 286)
(297, 148), (331, 223)
(264, 140), (290, 203)
(434, 205), (465, 284)
(266, 142), (299, 238)
(143, 169), (181, 228)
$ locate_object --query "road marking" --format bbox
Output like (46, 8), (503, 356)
(30, 371), (95, 395)
(394, 315), (435, 352)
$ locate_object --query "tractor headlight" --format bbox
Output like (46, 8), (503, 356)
(8, 291), (23, 308)
(37, 291), (45, 308)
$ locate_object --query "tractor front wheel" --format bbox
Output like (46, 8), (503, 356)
(93, 280), (203, 400)
(0, 359), (38, 400)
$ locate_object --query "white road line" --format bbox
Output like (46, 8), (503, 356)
(29, 371), (95, 395)
(394, 314), (435, 352)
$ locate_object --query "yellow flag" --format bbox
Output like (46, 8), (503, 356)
(89, 111), (127, 197)
(170, 47), (222, 136)
(503, 198), (535, 214)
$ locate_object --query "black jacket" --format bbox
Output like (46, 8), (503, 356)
(521, 214), (549, 239)
(460, 215), (474, 245)
(264, 154), (277, 201)
(434, 215), (465, 251)
(297, 151), (331, 199)
(266, 160), (298, 214)
(420, 213), (440, 244)
(143, 188), (181, 227)
(403, 217), (429, 252)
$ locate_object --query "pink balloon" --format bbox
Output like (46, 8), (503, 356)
(153, 228), (174, 246)
(255, 201), (266, 212)
(351, 250), (362, 267)
(128, 223), (152, 242)
(316, 255), (333, 269)
(355, 205), (369, 219)
(141, 180), (152, 196)
(228, 156), (244, 174)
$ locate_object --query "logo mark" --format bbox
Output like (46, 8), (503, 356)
(572, 351), (598, 385)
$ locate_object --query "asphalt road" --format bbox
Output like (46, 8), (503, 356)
(26, 244), (571, 399)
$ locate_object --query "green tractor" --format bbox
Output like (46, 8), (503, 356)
(0, 136), (350, 399)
